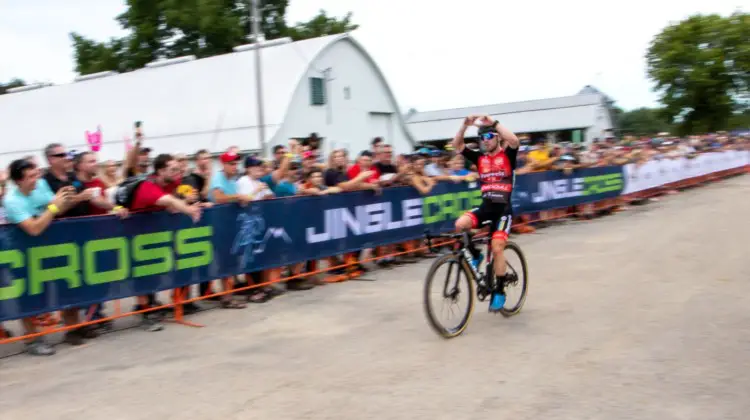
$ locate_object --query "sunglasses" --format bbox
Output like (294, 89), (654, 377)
(480, 132), (497, 141)
(48, 152), (68, 158)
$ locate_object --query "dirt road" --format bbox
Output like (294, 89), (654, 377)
(1, 174), (749, 420)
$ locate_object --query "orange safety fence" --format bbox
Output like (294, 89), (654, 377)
(1, 165), (747, 346)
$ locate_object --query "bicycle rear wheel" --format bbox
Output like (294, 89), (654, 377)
(500, 241), (528, 318)
(423, 253), (476, 338)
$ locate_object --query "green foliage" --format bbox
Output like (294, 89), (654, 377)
(646, 12), (750, 135)
(288, 10), (358, 41)
(0, 79), (26, 95)
(70, 0), (358, 75)
(615, 106), (674, 136)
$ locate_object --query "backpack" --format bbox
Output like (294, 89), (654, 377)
(114, 174), (149, 208)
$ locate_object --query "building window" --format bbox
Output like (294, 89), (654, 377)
(310, 77), (326, 105)
(343, 86), (351, 100)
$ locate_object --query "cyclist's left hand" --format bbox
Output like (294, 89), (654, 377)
(478, 115), (495, 126)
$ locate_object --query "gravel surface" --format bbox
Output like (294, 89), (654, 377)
(1, 174), (749, 420)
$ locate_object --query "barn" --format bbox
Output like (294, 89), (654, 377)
(0, 33), (415, 167)
(405, 86), (617, 146)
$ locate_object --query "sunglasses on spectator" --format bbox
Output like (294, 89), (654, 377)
(48, 152), (68, 158)
(480, 133), (497, 141)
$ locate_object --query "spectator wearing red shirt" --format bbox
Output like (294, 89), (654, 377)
(73, 152), (129, 329)
(342, 150), (381, 279)
(346, 151), (381, 186)
(128, 154), (203, 332)
(73, 152), (128, 217)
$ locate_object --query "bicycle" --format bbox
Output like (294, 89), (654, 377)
(422, 229), (528, 339)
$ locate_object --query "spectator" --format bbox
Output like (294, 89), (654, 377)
(287, 139), (303, 157)
(37, 144), (103, 345)
(179, 149), (213, 204)
(301, 150), (320, 175)
(402, 154), (436, 195)
(526, 143), (553, 169)
(208, 151), (253, 308)
(256, 155), (316, 290)
(260, 153), (297, 198)
(323, 149), (379, 280)
(73, 151), (129, 329)
(306, 132), (322, 151)
(237, 156), (275, 200)
(172, 150), (214, 312)
(123, 130), (152, 178)
(374, 144), (400, 187)
(422, 149), (445, 177)
(371, 137), (384, 157)
(448, 154), (474, 178)
(271, 145), (289, 169)
(235, 156), (281, 301)
(299, 167), (341, 195)
(128, 153), (205, 330)
(3, 158), (73, 355)
(71, 152), (128, 217)
(0, 169), (7, 224)
(99, 159), (122, 189)
(347, 151), (381, 188)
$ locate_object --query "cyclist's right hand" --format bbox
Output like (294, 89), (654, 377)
(463, 115), (479, 127)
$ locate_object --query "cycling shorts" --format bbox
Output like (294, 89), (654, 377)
(463, 201), (512, 242)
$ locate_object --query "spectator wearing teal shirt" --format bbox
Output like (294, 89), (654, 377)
(206, 151), (250, 309)
(3, 178), (55, 224)
(2, 158), (76, 357)
(260, 173), (297, 197)
(260, 152), (295, 197)
(208, 153), (242, 202)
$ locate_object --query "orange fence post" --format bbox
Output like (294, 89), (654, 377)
(168, 287), (204, 328)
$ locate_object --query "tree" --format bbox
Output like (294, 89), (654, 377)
(0, 78), (26, 95)
(70, 0), (358, 75)
(287, 10), (358, 41)
(616, 107), (674, 136)
(646, 12), (749, 135)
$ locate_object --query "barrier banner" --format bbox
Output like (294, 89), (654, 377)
(0, 152), (745, 322)
(622, 151), (750, 194)
(510, 165), (624, 213)
(0, 183), (481, 321)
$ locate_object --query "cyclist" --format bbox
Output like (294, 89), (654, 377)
(452, 115), (520, 312)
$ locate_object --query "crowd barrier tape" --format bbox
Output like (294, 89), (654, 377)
(0, 150), (748, 323)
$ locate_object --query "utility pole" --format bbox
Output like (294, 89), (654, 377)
(251, 0), (267, 157)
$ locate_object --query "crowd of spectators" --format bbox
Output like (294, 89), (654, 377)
(0, 128), (747, 355)
(514, 132), (747, 175)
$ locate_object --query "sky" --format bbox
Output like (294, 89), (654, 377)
(0, 0), (744, 112)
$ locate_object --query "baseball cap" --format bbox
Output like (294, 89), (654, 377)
(302, 151), (316, 160)
(220, 152), (241, 163)
(416, 147), (432, 156)
(244, 156), (263, 167)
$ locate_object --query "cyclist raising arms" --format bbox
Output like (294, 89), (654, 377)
(453, 115), (520, 312)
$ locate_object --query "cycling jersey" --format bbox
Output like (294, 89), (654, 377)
(461, 145), (519, 241)
(461, 146), (518, 204)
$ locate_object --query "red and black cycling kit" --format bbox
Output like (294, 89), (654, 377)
(460, 145), (518, 241)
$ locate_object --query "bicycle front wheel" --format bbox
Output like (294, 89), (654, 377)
(500, 241), (529, 318)
(423, 253), (476, 339)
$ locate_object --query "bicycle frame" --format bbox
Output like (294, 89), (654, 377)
(425, 230), (493, 288)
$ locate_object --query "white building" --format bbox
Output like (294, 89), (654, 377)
(0, 33), (415, 167)
(406, 86), (616, 146)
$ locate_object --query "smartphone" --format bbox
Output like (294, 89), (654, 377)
(134, 121), (143, 139)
